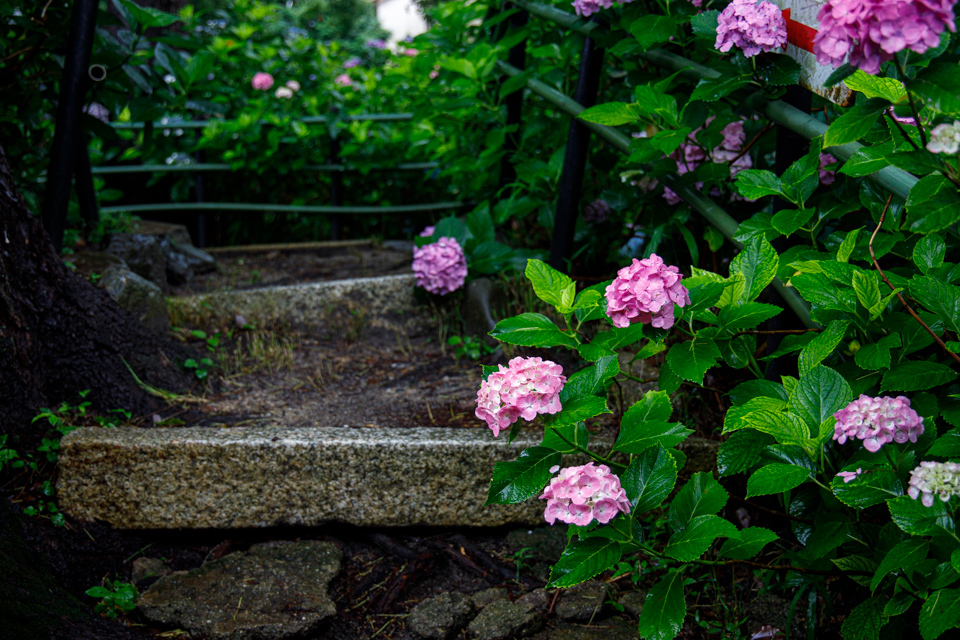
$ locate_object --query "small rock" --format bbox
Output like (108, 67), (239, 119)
(138, 540), (340, 640)
(99, 265), (169, 333)
(471, 587), (508, 610)
(554, 580), (607, 622)
(176, 242), (217, 275)
(467, 599), (543, 640)
(517, 589), (551, 615)
(129, 220), (193, 247)
(159, 236), (192, 284)
(131, 557), (170, 584)
(104, 233), (169, 291)
(407, 592), (475, 640)
(618, 590), (646, 618)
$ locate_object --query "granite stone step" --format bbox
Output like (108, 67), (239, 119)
(168, 273), (420, 329)
(58, 426), (718, 529)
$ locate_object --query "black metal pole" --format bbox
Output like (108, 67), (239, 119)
(75, 135), (99, 236)
(499, 7), (528, 195)
(41, 0), (98, 253)
(330, 135), (343, 240)
(549, 29), (604, 272)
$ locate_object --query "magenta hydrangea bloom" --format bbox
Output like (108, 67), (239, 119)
(334, 74), (352, 87)
(908, 461), (960, 507)
(715, 0), (788, 57)
(605, 255), (690, 330)
(819, 153), (838, 185)
(541, 463), (631, 526)
(814, 0), (956, 74)
(367, 39), (387, 49)
(832, 395), (924, 452)
(475, 357), (566, 436)
(582, 199), (611, 224)
(344, 57), (362, 69)
(573, 0), (634, 17)
(412, 237), (467, 295)
(418, 225), (435, 237)
(251, 72), (274, 90)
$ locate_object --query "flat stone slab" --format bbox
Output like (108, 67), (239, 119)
(168, 273), (419, 328)
(137, 540), (340, 640)
(58, 426), (546, 528)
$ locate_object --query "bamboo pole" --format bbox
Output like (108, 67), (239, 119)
(99, 201), (468, 215)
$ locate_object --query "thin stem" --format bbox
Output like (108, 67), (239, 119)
(869, 196), (960, 367)
(896, 57), (928, 147)
(549, 427), (628, 471)
(885, 111), (921, 151)
(730, 328), (820, 339)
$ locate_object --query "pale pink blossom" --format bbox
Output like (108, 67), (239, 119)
(605, 254), (690, 330)
(833, 395), (924, 452)
(475, 357), (565, 436)
(715, 0), (788, 57)
(836, 468), (863, 483)
(541, 463), (631, 525)
(908, 461), (960, 507)
(412, 237), (467, 295)
(251, 72), (274, 90)
(334, 74), (352, 87)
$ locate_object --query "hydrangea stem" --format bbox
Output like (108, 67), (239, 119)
(548, 427), (627, 470)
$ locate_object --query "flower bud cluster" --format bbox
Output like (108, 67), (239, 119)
(475, 357), (565, 436)
(927, 121), (960, 155)
(541, 463), (632, 526)
(715, 0), (788, 57)
(605, 254), (690, 330)
(908, 461), (960, 507)
(832, 395), (924, 452)
(412, 237), (467, 295)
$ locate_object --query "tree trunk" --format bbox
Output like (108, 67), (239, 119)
(0, 142), (189, 446)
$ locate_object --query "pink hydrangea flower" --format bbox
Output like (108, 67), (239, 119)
(819, 153), (838, 185)
(418, 225), (435, 237)
(402, 48), (419, 56)
(715, 0), (788, 57)
(832, 395), (924, 452)
(367, 39), (387, 49)
(344, 57), (362, 69)
(274, 86), (293, 99)
(908, 461), (960, 507)
(285, 80), (301, 92)
(412, 237), (467, 295)
(429, 67), (440, 80)
(605, 255), (690, 330)
(334, 74), (352, 87)
(541, 463), (631, 526)
(582, 199), (611, 224)
(836, 468), (864, 483)
(814, 0), (956, 74)
(251, 72), (274, 90)
(475, 357), (566, 436)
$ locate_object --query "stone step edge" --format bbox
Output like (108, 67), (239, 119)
(168, 273), (419, 327)
(57, 425), (717, 530)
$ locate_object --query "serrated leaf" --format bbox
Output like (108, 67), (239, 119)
(746, 463), (810, 498)
(664, 514), (739, 561)
(666, 337), (721, 385)
(798, 320), (850, 376)
(919, 589), (960, 640)
(854, 333), (901, 371)
(756, 53), (801, 86)
(690, 75), (752, 102)
(841, 595), (886, 640)
(623, 444), (678, 514)
(871, 539), (930, 593)
(824, 98), (888, 146)
(906, 175), (960, 233)
(560, 356), (620, 401)
(844, 70), (906, 101)
(718, 430), (773, 476)
(638, 570), (686, 640)
(717, 301), (782, 333)
(719, 527), (778, 560)
(691, 10), (720, 38)
(490, 313), (579, 348)
(578, 102), (639, 126)
(730, 236), (779, 302)
(853, 270), (881, 311)
(628, 14), (677, 50)
(525, 259), (574, 312)
(928, 428), (960, 457)
(543, 396), (611, 427)
(833, 555), (879, 587)
(730, 380), (788, 405)
(832, 468), (904, 508)
(914, 235), (947, 274)
(735, 170), (793, 203)
(789, 365), (852, 434)
(889, 497), (956, 536)
(838, 229), (861, 262)
(731, 410), (810, 447)
(882, 362), (958, 392)
(909, 276), (960, 336)
(486, 447), (561, 505)
(669, 472), (728, 530)
(771, 208), (815, 236)
(548, 538), (622, 588)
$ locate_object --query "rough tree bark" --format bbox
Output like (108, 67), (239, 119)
(0, 142), (189, 446)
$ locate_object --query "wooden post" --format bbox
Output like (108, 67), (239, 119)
(499, 6), (528, 195)
(549, 26), (604, 273)
(41, 0), (98, 253)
